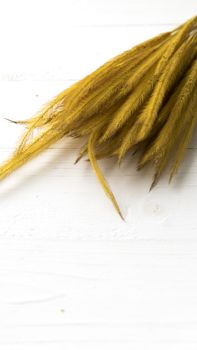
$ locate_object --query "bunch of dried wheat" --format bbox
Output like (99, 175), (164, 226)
(2, 15), (197, 218)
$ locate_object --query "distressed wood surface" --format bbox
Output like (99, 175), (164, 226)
(0, 1), (197, 349)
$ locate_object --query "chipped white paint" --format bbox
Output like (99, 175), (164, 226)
(0, 1), (197, 349)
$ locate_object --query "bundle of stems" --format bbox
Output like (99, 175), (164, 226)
(2, 15), (197, 219)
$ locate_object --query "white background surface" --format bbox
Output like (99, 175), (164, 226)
(0, 1), (197, 349)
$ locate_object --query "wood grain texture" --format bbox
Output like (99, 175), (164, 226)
(0, 1), (197, 349)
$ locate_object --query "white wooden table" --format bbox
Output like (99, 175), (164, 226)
(0, 1), (197, 349)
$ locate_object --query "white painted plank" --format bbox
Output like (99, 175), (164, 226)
(0, 240), (197, 349)
(0, 0), (195, 27)
(0, 26), (175, 81)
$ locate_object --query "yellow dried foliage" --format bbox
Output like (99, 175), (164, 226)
(1, 15), (197, 218)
